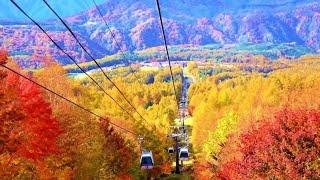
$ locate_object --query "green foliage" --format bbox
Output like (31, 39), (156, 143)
(204, 112), (238, 161)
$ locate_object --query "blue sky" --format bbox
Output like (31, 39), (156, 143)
(0, 0), (313, 22)
(0, 0), (105, 21)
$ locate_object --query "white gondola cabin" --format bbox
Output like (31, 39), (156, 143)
(179, 147), (189, 161)
(168, 147), (174, 154)
(140, 150), (154, 169)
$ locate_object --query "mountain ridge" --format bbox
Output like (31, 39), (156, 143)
(0, 0), (319, 65)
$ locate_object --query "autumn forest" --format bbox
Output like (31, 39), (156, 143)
(1, 0), (320, 179)
(1, 48), (319, 179)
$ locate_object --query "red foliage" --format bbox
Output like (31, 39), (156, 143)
(193, 162), (215, 179)
(117, 173), (133, 180)
(217, 109), (320, 179)
(17, 77), (61, 160)
(0, 68), (61, 160)
(0, 49), (8, 65)
(0, 72), (23, 156)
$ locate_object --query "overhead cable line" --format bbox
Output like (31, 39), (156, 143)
(89, 0), (140, 81)
(0, 64), (137, 136)
(155, 0), (179, 105)
(9, 0), (141, 124)
(41, 0), (148, 123)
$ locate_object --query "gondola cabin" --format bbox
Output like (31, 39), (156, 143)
(140, 150), (154, 169)
(179, 147), (189, 161)
(168, 147), (174, 154)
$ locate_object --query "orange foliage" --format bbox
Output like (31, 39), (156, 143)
(100, 118), (135, 177)
(0, 64), (61, 177)
(5, 70), (61, 160)
(160, 162), (172, 174)
(193, 162), (215, 180)
(0, 49), (8, 65)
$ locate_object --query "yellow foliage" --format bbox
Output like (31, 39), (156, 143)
(190, 57), (320, 164)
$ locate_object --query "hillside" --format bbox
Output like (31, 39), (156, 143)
(0, 0), (319, 66)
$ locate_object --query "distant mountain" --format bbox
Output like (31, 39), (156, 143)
(0, 0), (319, 65)
(0, 0), (106, 21)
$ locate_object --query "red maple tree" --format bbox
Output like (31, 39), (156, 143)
(217, 108), (320, 179)
(1, 57), (61, 162)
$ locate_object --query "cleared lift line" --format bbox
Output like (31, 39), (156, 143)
(0, 64), (137, 136)
(41, 0), (149, 123)
(155, 0), (192, 174)
(9, 0), (143, 125)
(155, 0), (180, 106)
